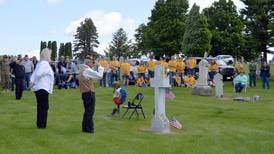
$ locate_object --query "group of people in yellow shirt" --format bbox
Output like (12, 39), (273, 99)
(98, 56), (205, 88)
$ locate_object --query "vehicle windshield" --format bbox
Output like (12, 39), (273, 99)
(216, 60), (227, 66)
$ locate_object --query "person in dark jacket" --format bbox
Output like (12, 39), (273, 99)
(14, 55), (25, 100)
(260, 61), (270, 89)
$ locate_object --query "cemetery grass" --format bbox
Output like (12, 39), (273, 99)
(0, 78), (274, 153)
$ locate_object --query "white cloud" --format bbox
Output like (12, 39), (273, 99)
(65, 10), (136, 54)
(47, 0), (64, 4)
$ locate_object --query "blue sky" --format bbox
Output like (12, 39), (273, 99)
(0, 0), (245, 58)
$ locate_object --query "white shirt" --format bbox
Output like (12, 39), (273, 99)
(30, 60), (54, 93)
(83, 65), (104, 80)
(113, 88), (121, 98)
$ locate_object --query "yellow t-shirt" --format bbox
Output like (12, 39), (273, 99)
(147, 60), (155, 72)
(136, 78), (145, 87)
(137, 65), (146, 74)
(99, 60), (109, 72)
(120, 62), (131, 75)
(160, 60), (168, 68)
(110, 60), (120, 71)
(186, 58), (197, 69)
(184, 76), (196, 86)
(168, 60), (177, 72)
(209, 63), (218, 72)
(176, 60), (185, 72)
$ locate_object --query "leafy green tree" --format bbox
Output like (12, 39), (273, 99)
(73, 18), (99, 60)
(40, 41), (47, 52)
(203, 0), (244, 58)
(106, 28), (132, 59)
(144, 0), (188, 57)
(240, 0), (274, 60)
(182, 3), (212, 57)
(134, 24), (147, 55)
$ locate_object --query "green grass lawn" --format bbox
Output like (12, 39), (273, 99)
(0, 76), (274, 153)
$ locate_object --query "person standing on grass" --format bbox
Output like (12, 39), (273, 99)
(30, 48), (54, 129)
(260, 61), (270, 89)
(78, 57), (103, 133)
(14, 55), (25, 100)
(249, 60), (257, 87)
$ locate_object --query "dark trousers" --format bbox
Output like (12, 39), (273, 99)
(235, 83), (245, 93)
(10, 77), (15, 91)
(35, 89), (49, 128)
(15, 78), (24, 99)
(262, 76), (270, 89)
(100, 72), (107, 87)
(82, 91), (95, 133)
(249, 72), (256, 87)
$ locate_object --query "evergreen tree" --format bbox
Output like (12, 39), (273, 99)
(144, 0), (189, 56)
(58, 43), (65, 59)
(182, 3), (212, 57)
(51, 41), (57, 61)
(203, 0), (244, 58)
(40, 41), (47, 52)
(47, 41), (52, 51)
(65, 42), (72, 58)
(73, 18), (99, 60)
(106, 28), (131, 59)
(240, 0), (274, 60)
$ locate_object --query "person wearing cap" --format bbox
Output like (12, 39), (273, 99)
(30, 48), (54, 128)
(14, 55), (25, 100)
(78, 57), (103, 133)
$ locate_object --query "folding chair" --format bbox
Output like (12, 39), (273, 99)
(122, 93), (145, 119)
(233, 74), (249, 93)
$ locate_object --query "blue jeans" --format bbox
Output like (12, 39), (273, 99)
(10, 76), (15, 91)
(168, 72), (176, 86)
(262, 76), (270, 89)
(24, 72), (32, 90)
(100, 72), (107, 87)
(235, 83), (245, 93)
(110, 70), (118, 86)
(188, 69), (195, 76)
(148, 71), (154, 78)
(208, 71), (216, 81)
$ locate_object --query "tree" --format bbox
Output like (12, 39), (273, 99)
(58, 43), (65, 59)
(143, 0), (189, 57)
(106, 28), (132, 59)
(182, 3), (212, 57)
(134, 24), (147, 55)
(73, 18), (99, 60)
(51, 41), (57, 61)
(40, 41), (47, 52)
(203, 0), (244, 58)
(240, 0), (274, 60)
(65, 42), (72, 58)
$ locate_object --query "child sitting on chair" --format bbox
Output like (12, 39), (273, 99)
(110, 82), (127, 116)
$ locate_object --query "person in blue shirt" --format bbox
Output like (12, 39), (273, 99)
(260, 61), (270, 89)
(234, 72), (248, 93)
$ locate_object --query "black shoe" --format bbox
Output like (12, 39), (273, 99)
(111, 108), (118, 115)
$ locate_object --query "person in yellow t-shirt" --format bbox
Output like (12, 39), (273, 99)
(99, 57), (109, 87)
(136, 76), (146, 87)
(110, 57), (120, 85)
(159, 57), (168, 68)
(186, 56), (197, 76)
(176, 57), (186, 85)
(235, 61), (244, 74)
(120, 59), (131, 86)
(184, 74), (196, 88)
(208, 60), (218, 81)
(147, 56), (155, 78)
(174, 72), (182, 87)
(137, 60), (147, 79)
(168, 56), (177, 86)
